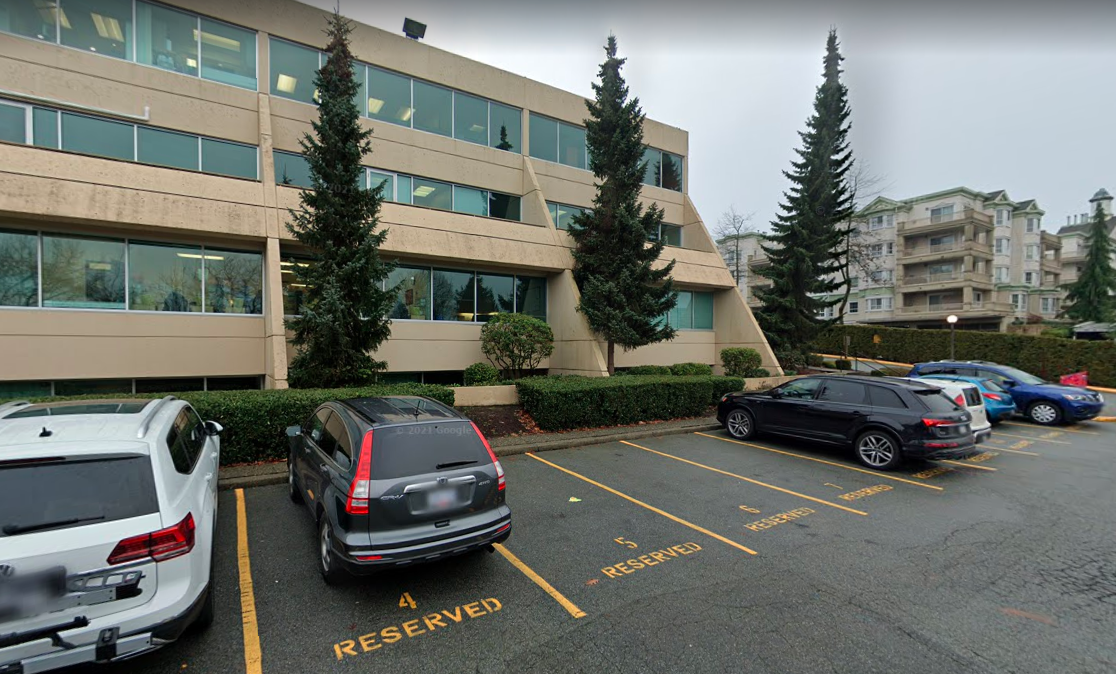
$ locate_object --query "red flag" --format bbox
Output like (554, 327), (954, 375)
(1060, 372), (1088, 387)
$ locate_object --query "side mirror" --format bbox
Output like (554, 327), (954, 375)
(769, 389), (784, 399)
(1001, 380), (1016, 388)
(286, 425), (302, 437)
(204, 420), (224, 436)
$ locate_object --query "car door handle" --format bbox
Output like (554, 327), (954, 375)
(204, 472), (213, 481)
(319, 463), (329, 473)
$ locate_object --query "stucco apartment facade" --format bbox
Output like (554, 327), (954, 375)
(734, 187), (1063, 331)
(1058, 188), (1114, 286)
(0, 0), (777, 397)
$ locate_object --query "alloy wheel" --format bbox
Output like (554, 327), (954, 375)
(320, 520), (332, 572)
(726, 410), (752, 438)
(1030, 403), (1058, 425)
(857, 433), (895, 468)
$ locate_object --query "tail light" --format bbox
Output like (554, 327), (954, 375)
(983, 392), (1002, 402)
(471, 421), (504, 491)
(108, 513), (195, 565)
(346, 430), (374, 515)
(954, 394), (965, 406)
(922, 418), (953, 428)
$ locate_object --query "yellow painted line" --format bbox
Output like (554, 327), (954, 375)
(525, 452), (758, 555)
(1089, 386), (1116, 393)
(492, 543), (585, 619)
(1001, 421), (1096, 436)
(940, 460), (997, 472)
(620, 440), (868, 516)
(815, 353), (913, 368)
(984, 445), (1040, 457)
(1095, 416), (1116, 423)
(993, 431), (1070, 445)
(694, 432), (943, 491)
(235, 489), (263, 674)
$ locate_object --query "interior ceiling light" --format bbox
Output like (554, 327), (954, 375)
(398, 107), (413, 122)
(368, 98), (385, 114)
(412, 186), (435, 197)
(91, 13), (124, 41)
(194, 29), (241, 52)
(275, 74), (297, 93)
(469, 124), (485, 133)
(185, 58), (197, 68)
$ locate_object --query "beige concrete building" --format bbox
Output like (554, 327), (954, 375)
(1058, 188), (1115, 286)
(741, 187), (1063, 331)
(0, 0), (777, 397)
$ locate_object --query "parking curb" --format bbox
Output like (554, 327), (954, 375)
(217, 422), (723, 491)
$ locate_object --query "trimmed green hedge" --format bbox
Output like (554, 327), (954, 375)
(515, 375), (743, 431)
(3, 384), (454, 466)
(623, 365), (673, 376)
(815, 325), (1116, 387)
(670, 362), (714, 376)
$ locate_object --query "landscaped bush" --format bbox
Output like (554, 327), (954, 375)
(815, 324), (1116, 387)
(624, 365), (673, 376)
(464, 362), (501, 386)
(3, 384), (454, 466)
(516, 375), (742, 431)
(748, 368), (771, 378)
(480, 313), (555, 380)
(670, 362), (714, 376)
(834, 359), (852, 370)
(807, 354), (825, 367)
(721, 347), (763, 377)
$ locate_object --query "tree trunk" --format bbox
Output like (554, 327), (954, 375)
(607, 340), (615, 375)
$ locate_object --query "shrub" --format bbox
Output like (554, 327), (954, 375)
(480, 313), (555, 380)
(807, 354), (825, 367)
(775, 350), (806, 371)
(516, 375), (741, 431)
(3, 384), (454, 466)
(815, 324), (1116, 387)
(745, 368), (771, 378)
(625, 365), (673, 376)
(721, 347), (763, 377)
(869, 369), (885, 377)
(670, 362), (713, 376)
(834, 359), (852, 371)
(464, 362), (501, 386)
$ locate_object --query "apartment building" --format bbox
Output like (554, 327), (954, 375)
(716, 232), (766, 303)
(742, 187), (1063, 331)
(0, 0), (778, 397)
(1058, 188), (1115, 286)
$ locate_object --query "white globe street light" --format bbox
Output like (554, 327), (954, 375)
(947, 315), (958, 360)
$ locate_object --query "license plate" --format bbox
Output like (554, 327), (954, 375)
(0, 567), (66, 622)
(428, 488), (457, 511)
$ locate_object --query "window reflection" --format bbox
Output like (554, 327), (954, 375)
(42, 234), (126, 309)
(432, 269), (474, 321)
(128, 242), (202, 312)
(476, 273), (514, 322)
(205, 249), (263, 314)
(136, 2), (197, 76)
(60, 0), (132, 60)
(0, 229), (38, 307)
(388, 266), (430, 319)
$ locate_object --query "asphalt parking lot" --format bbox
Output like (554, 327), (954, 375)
(85, 416), (1116, 673)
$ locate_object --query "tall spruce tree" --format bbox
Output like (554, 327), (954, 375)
(756, 29), (854, 365)
(569, 35), (677, 374)
(1061, 202), (1116, 323)
(285, 12), (396, 388)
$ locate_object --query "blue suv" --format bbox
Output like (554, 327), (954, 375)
(908, 361), (1105, 426)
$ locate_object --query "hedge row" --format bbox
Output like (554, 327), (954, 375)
(4, 384), (454, 465)
(815, 325), (1116, 387)
(515, 375), (744, 431)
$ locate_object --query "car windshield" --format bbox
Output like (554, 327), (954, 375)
(996, 366), (1046, 385)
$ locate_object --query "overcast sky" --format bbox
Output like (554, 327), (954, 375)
(305, 0), (1116, 235)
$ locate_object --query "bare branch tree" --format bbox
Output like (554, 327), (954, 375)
(837, 161), (893, 318)
(714, 206), (756, 288)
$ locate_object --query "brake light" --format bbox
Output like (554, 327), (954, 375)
(954, 394), (965, 406)
(354, 554), (383, 561)
(471, 421), (504, 492)
(922, 418), (953, 427)
(982, 392), (1002, 402)
(107, 513), (195, 565)
(346, 430), (374, 515)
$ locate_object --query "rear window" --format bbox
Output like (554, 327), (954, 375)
(915, 390), (962, 413)
(963, 387), (982, 407)
(869, 386), (908, 409)
(369, 422), (490, 480)
(0, 455), (158, 537)
(7, 402), (149, 418)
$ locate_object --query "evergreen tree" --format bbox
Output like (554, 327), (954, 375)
(285, 12), (396, 388)
(1061, 202), (1116, 323)
(569, 35), (677, 374)
(756, 29), (854, 365)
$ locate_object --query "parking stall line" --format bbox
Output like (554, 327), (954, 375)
(992, 431), (1070, 445)
(939, 460), (998, 472)
(619, 441), (868, 517)
(1001, 421), (1097, 435)
(492, 543), (586, 619)
(693, 432), (944, 491)
(235, 488), (264, 674)
(981, 442), (1040, 456)
(525, 452), (759, 556)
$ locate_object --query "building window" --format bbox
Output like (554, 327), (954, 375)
(973, 291), (983, 307)
(431, 268), (474, 321)
(868, 214), (894, 230)
(994, 266), (1009, 283)
(60, 0), (133, 60)
(0, 229), (39, 307)
(452, 184), (488, 217)
(201, 138), (257, 179)
(412, 80), (452, 137)
(128, 241), (203, 312)
(1026, 217), (1039, 233)
(930, 204), (955, 223)
(650, 223), (683, 247)
(994, 237), (1010, 255)
(996, 208), (1010, 226)
(547, 202), (589, 230)
(868, 269), (893, 284)
(388, 265), (431, 320)
(659, 290), (713, 330)
(0, 100), (29, 144)
(42, 234), (126, 309)
(376, 264), (546, 322)
(869, 242), (894, 258)
(515, 276), (547, 320)
(640, 146), (683, 192)
(1011, 293), (1026, 311)
(279, 258), (311, 316)
(1041, 297), (1058, 314)
(453, 91), (488, 146)
(62, 111), (134, 161)
(137, 126), (197, 170)
(410, 178), (452, 210)
(367, 65), (412, 126)
(476, 273), (514, 322)
(850, 277), (859, 288)
(849, 301), (859, 313)
(489, 103), (520, 152)
(867, 297), (893, 312)
(1024, 271), (1037, 286)
(558, 123), (587, 170)
(205, 249), (263, 314)
(529, 113), (587, 170)
(1025, 244), (1039, 260)
(275, 150), (313, 188)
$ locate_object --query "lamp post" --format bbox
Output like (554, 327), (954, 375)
(947, 314), (958, 360)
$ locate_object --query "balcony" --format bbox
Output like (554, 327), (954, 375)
(899, 270), (994, 291)
(896, 301), (1013, 317)
(901, 239), (992, 263)
(897, 208), (993, 235)
(1041, 257), (1061, 273)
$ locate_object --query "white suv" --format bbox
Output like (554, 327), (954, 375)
(908, 378), (992, 444)
(0, 397), (220, 672)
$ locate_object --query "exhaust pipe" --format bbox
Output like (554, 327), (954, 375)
(485, 544), (496, 553)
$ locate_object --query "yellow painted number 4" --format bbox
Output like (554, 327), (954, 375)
(398, 592), (416, 609)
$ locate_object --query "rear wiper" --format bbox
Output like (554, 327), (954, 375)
(3, 515), (105, 535)
(436, 460), (478, 470)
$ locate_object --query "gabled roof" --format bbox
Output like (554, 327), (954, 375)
(1012, 199), (1043, 214)
(1057, 216), (1116, 236)
(856, 196), (904, 216)
(983, 189), (1010, 203)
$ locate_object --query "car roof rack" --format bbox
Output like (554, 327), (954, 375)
(136, 396), (178, 439)
(0, 400), (31, 417)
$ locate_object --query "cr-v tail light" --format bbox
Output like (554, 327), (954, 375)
(108, 513), (195, 565)
(471, 421), (504, 491)
(346, 430), (374, 514)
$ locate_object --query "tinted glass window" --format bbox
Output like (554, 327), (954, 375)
(41, 234), (126, 309)
(136, 377), (204, 393)
(642, 146), (660, 186)
(692, 292), (714, 330)
(368, 170), (394, 200)
(388, 265), (431, 319)
(128, 242), (202, 312)
(199, 19), (256, 90)
(322, 411), (352, 464)
(412, 177), (452, 211)
(452, 185), (488, 217)
(777, 378), (820, 400)
(453, 92), (488, 145)
(166, 406), (205, 473)
(489, 103), (520, 152)
(136, 1), (198, 77)
(270, 38), (319, 104)
(818, 380), (868, 405)
(0, 455), (158, 537)
(53, 379), (131, 396)
(201, 139), (256, 179)
(205, 249), (263, 314)
(476, 273), (514, 321)
(515, 276), (546, 320)
(0, 101), (26, 143)
(917, 365), (943, 375)
(369, 422), (489, 480)
(33, 108), (59, 149)
(137, 127), (199, 171)
(0, 229), (38, 307)
(555, 204), (583, 230)
(275, 151), (312, 188)
(916, 390), (962, 413)
(62, 112), (133, 161)
(489, 193), (521, 221)
(367, 67), (411, 127)
(869, 386), (908, 409)
(1, 0), (57, 41)
(660, 224), (683, 247)
(412, 81), (452, 137)
(60, 0), (132, 60)
(309, 409), (335, 454)
(528, 113), (557, 163)
(661, 152), (683, 191)
(432, 269), (474, 322)
(558, 123), (586, 169)
(669, 291), (693, 329)
(205, 376), (261, 391)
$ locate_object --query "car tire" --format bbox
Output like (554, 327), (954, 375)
(288, 459), (303, 504)
(1027, 401), (1062, 426)
(724, 408), (756, 440)
(853, 430), (903, 471)
(318, 516), (344, 585)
